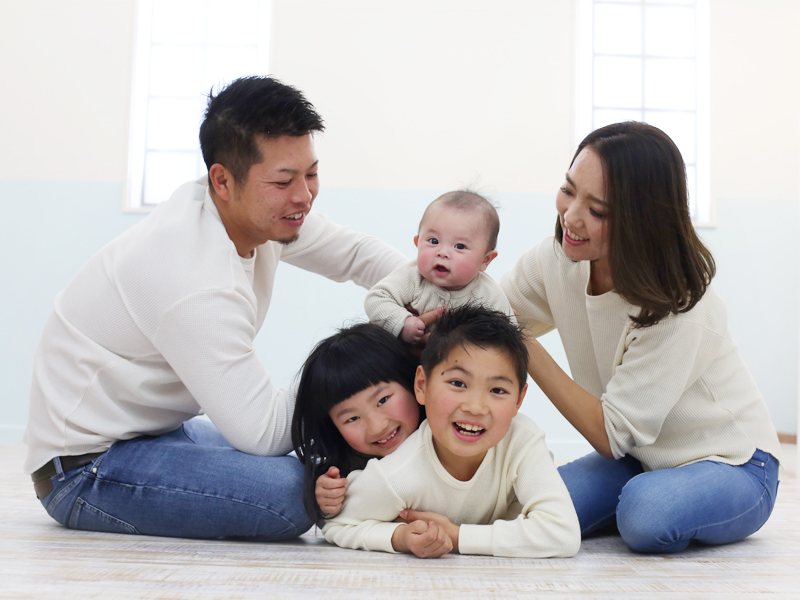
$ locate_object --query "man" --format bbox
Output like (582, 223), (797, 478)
(23, 76), (407, 539)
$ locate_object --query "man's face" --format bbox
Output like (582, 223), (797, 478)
(224, 134), (319, 253)
(414, 343), (526, 481)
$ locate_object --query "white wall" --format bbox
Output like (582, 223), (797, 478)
(0, 1), (797, 456)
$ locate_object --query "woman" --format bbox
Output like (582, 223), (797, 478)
(501, 122), (781, 553)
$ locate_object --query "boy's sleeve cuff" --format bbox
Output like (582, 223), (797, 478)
(457, 524), (493, 556)
(364, 522), (404, 553)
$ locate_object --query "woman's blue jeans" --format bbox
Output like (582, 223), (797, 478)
(558, 449), (779, 553)
(38, 418), (312, 540)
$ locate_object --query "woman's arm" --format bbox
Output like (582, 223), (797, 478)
(525, 337), (612, 458)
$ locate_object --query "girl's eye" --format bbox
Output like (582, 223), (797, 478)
(448, 380), (466, 388)
(589, 208), (607, 219)
(454, 243), (466, 250)
(377, 396), (389, 406)
(345, 416), (359, 424)
(428, 237), (439, 245)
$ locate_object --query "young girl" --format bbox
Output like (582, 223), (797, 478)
(291, 323), (424, 526)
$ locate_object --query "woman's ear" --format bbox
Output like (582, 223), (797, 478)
(414, 365), (427, 405)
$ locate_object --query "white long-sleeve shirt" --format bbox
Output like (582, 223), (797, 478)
(24, 179), (406, 473)
(322, 415), (581, 558)
(500, 237), (782, 471)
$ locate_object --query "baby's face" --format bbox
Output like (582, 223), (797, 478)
(415, 205), (495, 291)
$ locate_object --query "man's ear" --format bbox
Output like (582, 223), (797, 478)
(413, 235), (420, 248)
(208, 163), (235, 202)
(414, 365), (427, 405)
(479, 250), (498, 272)
(514, 383), (528, 414)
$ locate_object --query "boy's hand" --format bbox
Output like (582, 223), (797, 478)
(315, 466), (347, 515)
(400, 316), (426, 343)
(398, 509), (460, 552)
(391, 520), (453, 558)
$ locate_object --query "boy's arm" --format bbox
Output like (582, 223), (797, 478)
(458, 426), (581, 558)
(364, 262), (421, 337)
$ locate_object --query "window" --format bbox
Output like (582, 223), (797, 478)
(576, 0), (711, 225)
(125, 0), (271, 211)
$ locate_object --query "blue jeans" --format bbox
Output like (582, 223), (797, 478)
(558, 449), (779, 553)
(39, 419), (312, 540)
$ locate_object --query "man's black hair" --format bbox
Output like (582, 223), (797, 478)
(199, 76), (324, 186)
(420, 305), (529, 391)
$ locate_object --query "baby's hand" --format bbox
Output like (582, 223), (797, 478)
(400, 315), (426, 343)
(315, 466), (347, 515)
(391, 520), (453, 558)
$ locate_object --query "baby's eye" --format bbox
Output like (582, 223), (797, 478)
(448, 380), (466, 388)
(454, 243), (466, 250)
(377, 396), (389, 406)
(428, 237), (439, 245)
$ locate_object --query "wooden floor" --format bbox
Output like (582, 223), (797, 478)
(2, 445), (798, 600)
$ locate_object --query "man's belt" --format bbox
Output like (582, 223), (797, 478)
(31, 453), (106, 499)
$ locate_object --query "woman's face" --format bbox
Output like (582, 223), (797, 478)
(556, 148), (610, 265)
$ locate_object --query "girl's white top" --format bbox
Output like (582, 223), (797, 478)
(500, 237), (781, 471)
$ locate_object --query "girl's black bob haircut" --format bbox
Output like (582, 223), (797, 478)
(291, 322), (421, 526)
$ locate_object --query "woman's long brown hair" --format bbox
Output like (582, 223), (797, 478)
(555, 122), (715, 327)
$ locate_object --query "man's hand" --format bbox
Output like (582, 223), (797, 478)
(315, 466), (347, 515)
(391, 520), (453, 558)
(397, 508), (460, 552)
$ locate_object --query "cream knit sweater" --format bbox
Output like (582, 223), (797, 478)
(500, 238), (781, 471)
(24, 179), (406, 473)
(322, 415), (581, 558)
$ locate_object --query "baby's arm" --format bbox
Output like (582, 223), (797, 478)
(365, 262), (424, 339)
(316, 466), (347, 515)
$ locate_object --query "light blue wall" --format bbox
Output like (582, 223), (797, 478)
(1, 182), (796, 461)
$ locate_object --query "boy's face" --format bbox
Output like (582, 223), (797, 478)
(414, 204), (497, 291)
(414, 343), (527, 481)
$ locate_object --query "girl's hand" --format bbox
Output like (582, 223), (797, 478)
(391, 520), (453, 558)
(398, 508), (460, 552)
(400, 316), (426, 343)
(315, 466), (347, 515)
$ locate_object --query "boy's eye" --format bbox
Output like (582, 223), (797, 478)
(377, 396), (389, 406)
(454, 243), (466, 250)
(490, 387), (508, 395)
(448, 380), (466, 388)
(428, 237), (439, 245)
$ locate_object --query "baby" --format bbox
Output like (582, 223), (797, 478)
(322, 306), (581, 559)
(365, 190), (514, 343)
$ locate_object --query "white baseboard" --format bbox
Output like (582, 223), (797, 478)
(0, 426), (25, 445)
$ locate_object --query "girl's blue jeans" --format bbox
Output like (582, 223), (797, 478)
(38, 418), (312, 540)
(558, 449), (779, 553)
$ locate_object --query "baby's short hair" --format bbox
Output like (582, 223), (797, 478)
(421, 305), (528, 391)
(420, 189), (500, 251)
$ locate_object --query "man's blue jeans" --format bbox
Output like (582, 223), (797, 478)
(38, 419), (312, 540)
(558, 449), (779, 553)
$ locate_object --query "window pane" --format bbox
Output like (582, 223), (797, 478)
(646, 0), (694, 5)
(645, 6), (695, 57)
(151, 0), (204, 44)
(594, 4), (641, 56)
(149, 45), (205, 97)
(207, 0), (260, 44)
(594, 56), (642, 108)
(644, 58), (695, 110)
(644, 110), (696, 163)
(143, 151), (201, 205)
(146, 97), (205, 150)
(204, 46), (259, 92)
(594, 108), (643, 130)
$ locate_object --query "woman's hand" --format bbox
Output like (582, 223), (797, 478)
(391, 519), (453, 558)
(315, 466), (347, 515)
(525, 337), (613, 458)
(403, 305), (446, 349)
(397, 508), (460, 552)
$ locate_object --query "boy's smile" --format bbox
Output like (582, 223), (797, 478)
(414, 343), (527, 481)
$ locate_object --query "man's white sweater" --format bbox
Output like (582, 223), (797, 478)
(323, 415), (581, 558)
(24, 179), (406, 473)
(500, 238), (781, 471)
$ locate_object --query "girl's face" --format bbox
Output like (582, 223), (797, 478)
(329, 381), (420, 457)
(556, 148), (610, 267)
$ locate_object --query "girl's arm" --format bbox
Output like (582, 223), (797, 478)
(525, 337), (612, 458)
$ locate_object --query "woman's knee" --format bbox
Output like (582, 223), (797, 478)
(616, 474), (689, 553)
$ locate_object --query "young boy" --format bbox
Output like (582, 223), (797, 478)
(322, 306), (581, 558)
(365, 191), (514, 343)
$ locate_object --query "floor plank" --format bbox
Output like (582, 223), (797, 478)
(2, 445), (798, 599)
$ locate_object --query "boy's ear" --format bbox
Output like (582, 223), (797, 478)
(479, 250), (498, 272)
(414, 365), (427, 405)
(514, 383), (528, 413)
(413, 235), (420, 248)
(209, 163), (235, 203)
